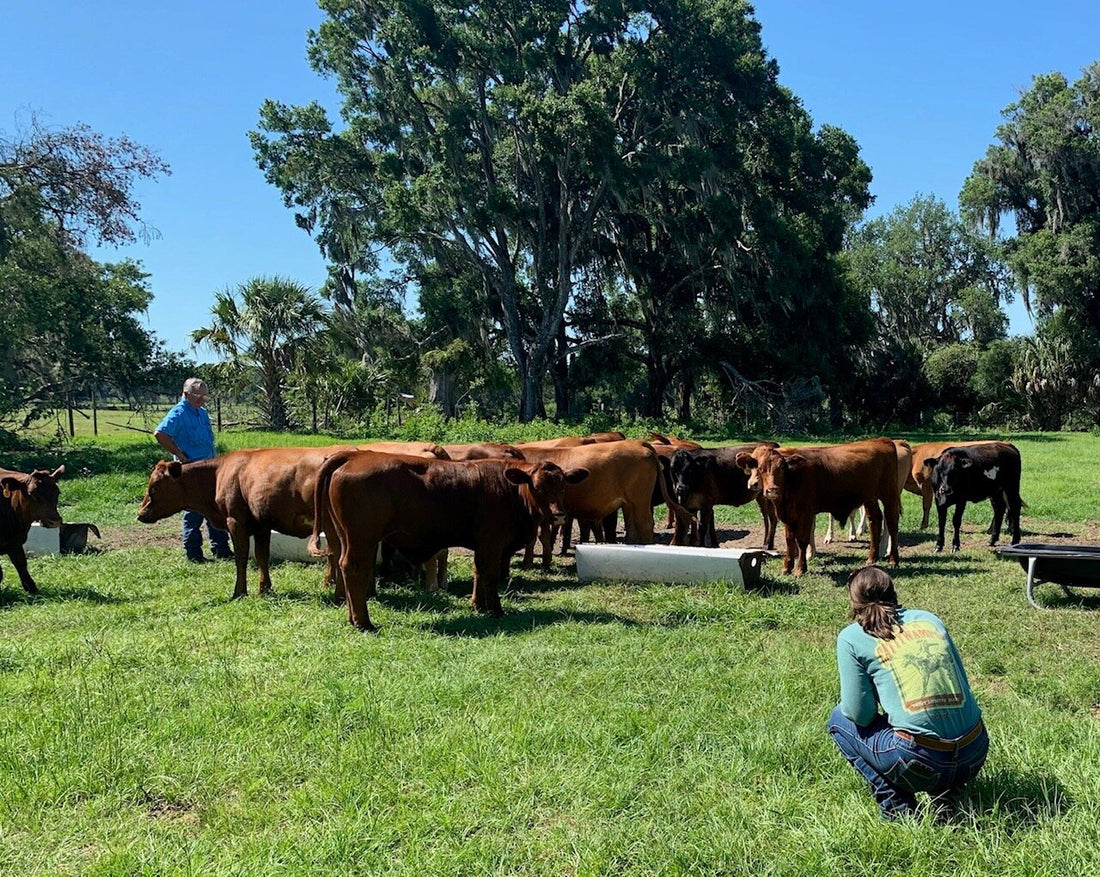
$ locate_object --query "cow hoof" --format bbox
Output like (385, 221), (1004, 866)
(933, 546), (943, 554)
(22, 583), (39, 594)
(355, 622), (378, 633)
(231, 589), (247, 600)
(259, 586), (274, 596)
(952, 546), (961, 554)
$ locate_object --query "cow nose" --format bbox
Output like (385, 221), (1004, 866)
(764, 488), (780, 500)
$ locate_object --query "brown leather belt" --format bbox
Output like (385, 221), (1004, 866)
(895, 719), (984, 752)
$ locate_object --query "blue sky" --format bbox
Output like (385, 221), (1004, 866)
(3, 1), (1098, 355)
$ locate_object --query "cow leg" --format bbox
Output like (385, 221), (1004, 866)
(781, 525), (796, 574)
(854, 508), (867, 540)
(806, 520), (817, 562)
(559, 515), (575, 556)
(864, 502), (884, 566)
(921, 485), (934, 529)
(823, 514), (835, 545)
(792, 522), (813, 576)
(8, 546), (38, 594)
(252, 528), (274, 595)
(341, 543), (377, 632)
(758, 498), (777, 550)
(471, 548), (504, 616)
(988, 495), (1007, 547)
(540, 522), (555, 569)
(933, 503), (947, 552)
(623, 503), (654, 545)
(1005, 487), (1023, 545)
(522, 532), (536, 569)
(951, 501), (967, 553)
(602, 511), (618, 543)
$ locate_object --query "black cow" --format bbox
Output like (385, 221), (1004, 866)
(1, 465), (65, 593)
(926, 442), (1023, 553)
(669, 442), (779, 549)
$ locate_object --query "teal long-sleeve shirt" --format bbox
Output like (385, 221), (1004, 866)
(836, 607), (981, 739)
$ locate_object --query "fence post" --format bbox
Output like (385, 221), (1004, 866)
(92, 386), (98, 436)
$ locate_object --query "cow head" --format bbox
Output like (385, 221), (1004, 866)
(928, 450), (971, 505)
(505, 462), (589, 525)
(1, 465), (65, 527)
(670, 450), (711, 510)
(136, 460), (186, 523)
(736, 448), (802, 502)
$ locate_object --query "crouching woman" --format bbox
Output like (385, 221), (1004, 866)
(828, 566), (988, 821)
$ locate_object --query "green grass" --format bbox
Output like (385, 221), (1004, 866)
(2, 431), (1100, 875)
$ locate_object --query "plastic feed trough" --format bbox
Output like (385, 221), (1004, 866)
(996, 543), (1100, 608)
(575, 543), (766, 588)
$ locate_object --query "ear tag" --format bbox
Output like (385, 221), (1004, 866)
(2, 487), (9, 498)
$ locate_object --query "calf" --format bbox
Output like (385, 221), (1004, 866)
(516, 441), (685, 567)
(736, 439), (901, 575)
(310, 453), (588, 630)
(907, 440), (999, 528)
(669, 443), (780, 549)
(822, 439), (912, 556)
(0, 465), (64, 593)
(927, 442), (1023, 552)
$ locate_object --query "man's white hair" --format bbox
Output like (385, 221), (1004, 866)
(183, 377), (208, 394)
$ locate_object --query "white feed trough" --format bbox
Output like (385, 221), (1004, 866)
(249, 531), (328, 562)
(575, 543), (766, 588)
(24, 523), (61, 556)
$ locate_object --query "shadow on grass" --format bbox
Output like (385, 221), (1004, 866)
(0, 584), (123, 608)
(418, 606), (639, 638)
(951, 768), (1073, 828)
(1026, 586), (1100, 611)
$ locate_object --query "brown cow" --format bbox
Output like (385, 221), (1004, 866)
(442, 442), (525, 461)
(907, 441), (1001, 528)
(309, 453), (588, 630)
(137, 447), (354, 598)
(583, 431), (627, 443)
(360, 441), (450, 459)
(1, 465), (64, 593)
(822, 439), (913, 554)
(736, 439), (901, 575)
(516, 441), (685, 567)
(137, 444), (451, 600)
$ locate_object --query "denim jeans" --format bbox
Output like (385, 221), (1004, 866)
(182, 509), (232, 559)
(828, 705), (988, 818)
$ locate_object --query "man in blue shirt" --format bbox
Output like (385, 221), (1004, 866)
(154, 378), (233, 563)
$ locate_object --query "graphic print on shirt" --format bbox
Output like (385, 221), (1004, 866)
(874, 620), (964, 713)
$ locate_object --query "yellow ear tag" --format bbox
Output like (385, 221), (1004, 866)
(2, 487), (9, 498)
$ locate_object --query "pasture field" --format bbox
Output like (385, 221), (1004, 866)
(2, 431), (1100, 876)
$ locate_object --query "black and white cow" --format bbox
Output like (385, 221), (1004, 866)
(926, 442), (1023, 552)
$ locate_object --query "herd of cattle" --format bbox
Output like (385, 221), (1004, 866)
(1, 434), (1024, 630)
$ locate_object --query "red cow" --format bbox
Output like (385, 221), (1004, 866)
(1, 465), (65, 593)
(309, 452), (588, 630)
(736, 439), (901, 575)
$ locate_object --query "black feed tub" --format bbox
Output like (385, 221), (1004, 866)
(995, 543), (1100, 609)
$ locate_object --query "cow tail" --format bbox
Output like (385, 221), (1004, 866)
(646, 444), (696, 525)
(309, 452), (352, 557)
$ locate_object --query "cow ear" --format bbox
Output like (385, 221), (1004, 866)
(565, 467), (589, 484)
(167, 461), (183, 478)
(50, 465), (65, 480)
(2, 476), (25, 497)
(785, 454), (807, 470)
(923, 457), (939, 470)
(734, 452), (756, 470)
(960, 457), (974, 468)
(504, 467), (532, 486)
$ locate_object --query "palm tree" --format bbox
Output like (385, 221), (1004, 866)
(192, 276), (328, 430)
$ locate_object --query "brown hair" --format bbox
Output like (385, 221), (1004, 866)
(847, 566), (901, 640)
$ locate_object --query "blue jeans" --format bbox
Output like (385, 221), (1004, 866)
(182, 510), (232, 559)
(828, 705), (988, 818)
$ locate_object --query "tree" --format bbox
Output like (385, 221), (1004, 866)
(253, 0), (871, 422)
(192, 277), (329, 430)
(0, 117), (170, 425)
(846, 196), (1011, 353)
(961, 63), (1100, 360)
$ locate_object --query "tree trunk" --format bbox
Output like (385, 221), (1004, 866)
(679, 370), (694, 422)
(429, 369), (456, 419)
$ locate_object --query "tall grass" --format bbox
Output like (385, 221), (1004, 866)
(1, 431), (1099, 875)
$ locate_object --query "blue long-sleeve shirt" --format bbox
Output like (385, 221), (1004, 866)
(155, 398), (217, 462)
(837, 607), (981, 739)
